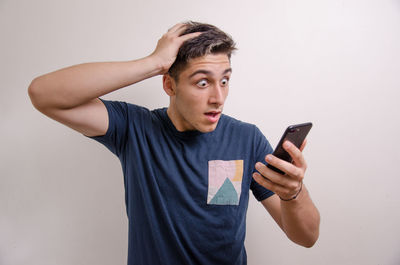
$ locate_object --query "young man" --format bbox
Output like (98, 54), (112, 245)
(28, 22), (320, 265)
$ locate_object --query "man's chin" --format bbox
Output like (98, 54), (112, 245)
(198, 123), (219, 133)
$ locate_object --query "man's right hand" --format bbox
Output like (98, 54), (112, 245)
(149, 23), (202, 75)
(28, 23), (201, 137)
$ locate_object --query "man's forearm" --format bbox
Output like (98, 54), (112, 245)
(28, 55), (162, 110)
(280, 184), (320, 247)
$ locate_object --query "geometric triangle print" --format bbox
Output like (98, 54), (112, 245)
(209, 177), (239, 205)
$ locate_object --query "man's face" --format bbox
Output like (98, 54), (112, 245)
(166, 53), (232, 133)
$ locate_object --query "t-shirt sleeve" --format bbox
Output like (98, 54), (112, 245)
(86, 98), (130, 157)
(250, 126), (275, 201)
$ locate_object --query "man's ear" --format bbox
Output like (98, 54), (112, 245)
(163, 74), (176, 96)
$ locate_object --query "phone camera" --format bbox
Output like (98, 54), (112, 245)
(289, 128), (300, 133)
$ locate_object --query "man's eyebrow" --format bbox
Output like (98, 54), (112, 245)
(188, 68), (232, 79)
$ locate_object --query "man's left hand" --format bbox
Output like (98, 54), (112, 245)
(253, 140), (307, 201)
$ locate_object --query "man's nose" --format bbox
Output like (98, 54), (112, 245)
(209, 84), (226, 105)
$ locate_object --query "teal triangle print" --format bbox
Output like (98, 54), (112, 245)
(209, 177), (239, 205)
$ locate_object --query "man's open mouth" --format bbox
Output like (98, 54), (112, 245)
(205, 111), (219, 117)
(204, 111), (221, 123)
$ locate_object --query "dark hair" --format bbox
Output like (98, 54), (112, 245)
(168, 21), (237, 82)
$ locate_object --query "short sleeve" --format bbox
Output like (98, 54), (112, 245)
(250, 126), (275, 201)
(87, 98), (130, 157)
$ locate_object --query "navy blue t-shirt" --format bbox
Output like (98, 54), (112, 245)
(89, 99), (274, 265)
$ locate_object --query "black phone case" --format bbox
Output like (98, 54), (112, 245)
(267, 122), (312, 174)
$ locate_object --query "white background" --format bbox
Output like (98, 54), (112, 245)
(1, 0), (399, 264)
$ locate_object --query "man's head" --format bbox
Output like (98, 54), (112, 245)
(168, 21), (236, 83)
(163, 21), (236, 133)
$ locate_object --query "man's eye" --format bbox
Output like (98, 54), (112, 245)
(197, 79), (208, 87)
(221, 77), (229, 86)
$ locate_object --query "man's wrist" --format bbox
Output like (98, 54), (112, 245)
(279, 182), (303, 202)
(128, 55), (166, 81)
(144, 54), (170, 76)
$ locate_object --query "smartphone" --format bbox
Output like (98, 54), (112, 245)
(267, 122), (313, 174)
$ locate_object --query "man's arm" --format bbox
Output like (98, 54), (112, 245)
(253, 140), (320, 247)
(28, 23), (201, 136)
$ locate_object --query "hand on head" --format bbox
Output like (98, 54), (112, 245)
(150, 23), (202, 74)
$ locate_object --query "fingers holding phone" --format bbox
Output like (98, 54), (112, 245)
(253, 146), (305, 200)
(279, 140), (307, 173)
(253, 123), (312, 201)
